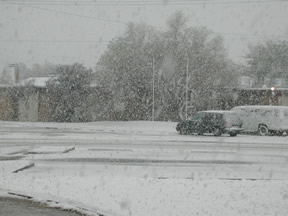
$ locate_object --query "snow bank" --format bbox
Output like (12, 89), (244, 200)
(1, 172), (288, 216)
(1, 120), (288, 216)
(0, 160), (34, 173)
(27, 146), (75, 154)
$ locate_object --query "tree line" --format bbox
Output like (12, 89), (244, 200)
(1, 11), (288, 122)
(94, 12), (238, 121)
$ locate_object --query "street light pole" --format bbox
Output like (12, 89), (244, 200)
(152, 58), (155, 121)
(185, 58), (189, 120)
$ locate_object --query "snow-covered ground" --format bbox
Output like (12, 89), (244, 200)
(1, 121), (288, 216)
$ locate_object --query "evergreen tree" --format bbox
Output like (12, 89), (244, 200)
(47, 63), (92, 122)
(246, 40), (288, 87)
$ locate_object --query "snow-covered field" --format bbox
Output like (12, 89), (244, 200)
(1, 121), (288, 216)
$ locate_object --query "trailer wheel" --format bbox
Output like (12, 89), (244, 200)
(180, 127), (187, 135)
(213, 127), (222, 136)
(229, 132), (237, 137)
(258, 124), (269, 136)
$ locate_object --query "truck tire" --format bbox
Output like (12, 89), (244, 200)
(258, 124), (269, 136)
(180, 127), (187, 135)
(213, 127), (222, 136)
(229, 132), (237, 137)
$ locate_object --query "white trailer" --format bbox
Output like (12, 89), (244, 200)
(230, 105), (288, 135)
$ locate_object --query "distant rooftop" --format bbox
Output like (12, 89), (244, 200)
(20, 77), (55, 88)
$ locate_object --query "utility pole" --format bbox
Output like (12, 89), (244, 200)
(152, 58), (155, 121)
(185, 58), (189, 120)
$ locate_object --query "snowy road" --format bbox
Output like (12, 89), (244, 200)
(1, 121), (288, 216)
(0, 197), (82, 216)
(1, 121), (288, 180)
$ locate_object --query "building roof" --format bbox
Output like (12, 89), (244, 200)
(20, 77), (54, 88)
(199, 110), (235, 114)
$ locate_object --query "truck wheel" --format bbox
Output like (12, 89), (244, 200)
(278, 131), (284, 136)
(258, 124), (269, 136)
(180, 127), (187, 135)
(229, 132), (237, 137)
(213, 127), (222, 136)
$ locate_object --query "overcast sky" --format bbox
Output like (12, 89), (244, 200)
(0, 0), (288, 72)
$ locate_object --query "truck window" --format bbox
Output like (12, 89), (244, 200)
(273, 109), (280, 117)
(191, 112), (202, 121)
(259, 109), (271, 117)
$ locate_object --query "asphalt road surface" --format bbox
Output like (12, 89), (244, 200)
(1, 121), (288, 215)
(1, 121), (288, 181)
(0, 197), (83, 216)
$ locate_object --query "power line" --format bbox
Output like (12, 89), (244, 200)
(1, 0), (287, 40)
(212, 31), (271, 38)
(0, 0), (127, 24)
(0, 33), (283, 44)
(0, 39), (111, 43)
(1, 0), (288, 5)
